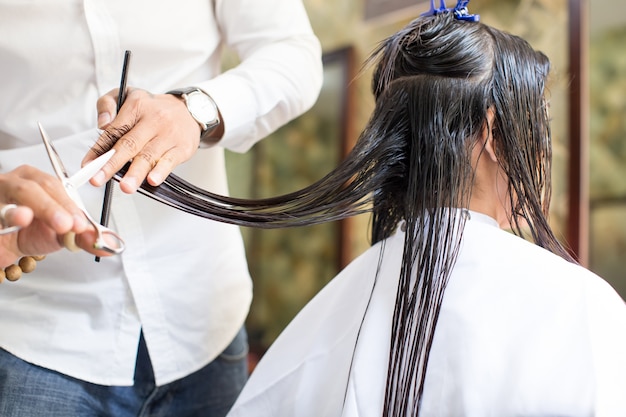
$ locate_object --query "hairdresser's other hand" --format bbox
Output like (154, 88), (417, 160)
(0, 166), (113, 267)
(82, 87), (201, 194)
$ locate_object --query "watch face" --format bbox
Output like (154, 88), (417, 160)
(187, 91), (218, 126)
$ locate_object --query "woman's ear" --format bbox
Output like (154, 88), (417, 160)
(482, 107), (498, 163)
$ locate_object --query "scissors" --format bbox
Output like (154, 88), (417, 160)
(38, 122), (125, 254)
(0, 204), (21, 235)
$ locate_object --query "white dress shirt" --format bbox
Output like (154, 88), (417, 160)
(0, 0), (322, 386)
(227, 211), (626, 416)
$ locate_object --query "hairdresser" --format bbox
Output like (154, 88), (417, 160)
(0, 1), (322, 416)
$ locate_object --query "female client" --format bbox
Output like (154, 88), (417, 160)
(222, 7), (626, 417)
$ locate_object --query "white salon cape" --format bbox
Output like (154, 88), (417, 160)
(0, 0), (322, 386)
(227, 212), (626, 416)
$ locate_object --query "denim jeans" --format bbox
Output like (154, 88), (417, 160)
(0, 328), (249, 417)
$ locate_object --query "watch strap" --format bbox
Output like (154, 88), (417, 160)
(167, 87), (200, 96)
(166, 87), (222, 146)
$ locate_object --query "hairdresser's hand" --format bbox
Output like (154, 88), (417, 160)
(82, 87), (201, 194)
(0, 166), (112, 267)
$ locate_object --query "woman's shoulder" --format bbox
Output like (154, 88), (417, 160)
(459, 212), (624, 315)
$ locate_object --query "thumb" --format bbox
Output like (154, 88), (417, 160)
(96, 89), (121, 129)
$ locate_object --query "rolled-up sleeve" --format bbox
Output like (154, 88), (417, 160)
(197, 0), (323, 153)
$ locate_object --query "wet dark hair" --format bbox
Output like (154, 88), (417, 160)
(363, 14), (574, 415)
(114, 12), (574, 416)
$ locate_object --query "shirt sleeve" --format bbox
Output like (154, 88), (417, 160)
(197, 0), (323, 153)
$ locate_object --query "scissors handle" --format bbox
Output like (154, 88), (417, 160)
(93, 226), (125, 255)
(0, 204), (20, 235)
(82, 212), (125, 255)
(0, 226), (20, 236)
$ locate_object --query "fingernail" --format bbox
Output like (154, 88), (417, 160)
(52, 211), (73, 231)
(73, 214), (89, 230)
(98, 112), (112, 129)
(122, 177), (138, 193)
(92, 171), (106, 186)
(148, 172), (163, 186)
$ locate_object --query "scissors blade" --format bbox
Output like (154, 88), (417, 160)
(38, 122), (71, 179)
(69, 149), (116, 188)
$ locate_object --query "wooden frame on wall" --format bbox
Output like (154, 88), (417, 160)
(567, 0), (589, 265)
(323, 46), (358, 269)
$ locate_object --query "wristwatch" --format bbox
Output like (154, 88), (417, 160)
(167, 87), (221, 146)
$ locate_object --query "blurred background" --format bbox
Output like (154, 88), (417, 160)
(223, 0), (626, 360)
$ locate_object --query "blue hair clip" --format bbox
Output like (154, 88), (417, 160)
(421, 0), (480, 22)
(453, 0), (480, 21)
(421, 0), (449, 16)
